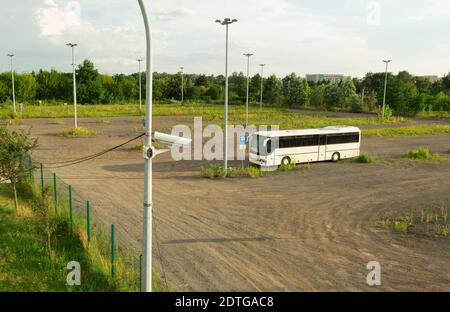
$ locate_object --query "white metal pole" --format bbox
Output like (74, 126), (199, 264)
(73, 47), (78, 129)
(259, 64), (265, 110)
(67, 44), (78, 129)
(224, 24), (229, 170)
(244, 54), (253, 127)
(138, 0), (153, 293)
(138, 59), (143, 110)
(180, 67), (184, 104)
(382, 60), (391, 120)
(216, 18), (237, 170)
(7, 54), (16, 114)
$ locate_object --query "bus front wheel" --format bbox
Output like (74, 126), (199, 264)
(331, 152), (340, 162)
(281, 156), (291, 166)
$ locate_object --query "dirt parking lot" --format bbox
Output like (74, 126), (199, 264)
(14, 114), (450, 291)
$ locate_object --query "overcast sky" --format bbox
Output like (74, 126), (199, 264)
(0, 0), (449, 78)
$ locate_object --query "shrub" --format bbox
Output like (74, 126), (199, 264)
(378, 105), (393, 119)
(30, 188), (58, 260)
(279, 162), (296, 172)
(247, 166), (263, 178)
(406, 148), (434, 160)
(58, 127), (96, 138)
(200, 164), (263, 179)
(355, 154), (374, 163)
(200, 164), (227, 179)
(393, 221), (409, 234)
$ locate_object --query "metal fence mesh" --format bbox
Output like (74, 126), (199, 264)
(30, 157), (142, 291)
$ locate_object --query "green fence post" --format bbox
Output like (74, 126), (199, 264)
(40, 163), (44, 194)
(69, 185), (73, 232)
(53, 173), (58, 214)
(139, 254), (142, 292)
(86, 201), (91, 243)
(111, 224), (115, 278)
(28, 155), (33, 180)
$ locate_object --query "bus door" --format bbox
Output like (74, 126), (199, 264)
(318, 135), (327, 161)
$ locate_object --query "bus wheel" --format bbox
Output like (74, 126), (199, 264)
(281, 157), (291, 166)
(331, 152), (340, 162)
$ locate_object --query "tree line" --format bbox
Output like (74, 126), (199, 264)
(0, 59), (449, 116)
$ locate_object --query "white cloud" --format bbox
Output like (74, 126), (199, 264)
(153, 8), (195, 21)
(425, 0), (450, 18)
(36, 0), (81, 40)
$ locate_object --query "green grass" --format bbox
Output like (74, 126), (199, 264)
(58, 127), (97, 138)
(418, 111), (450, 120)
(0, 105), (145, 119)
(49, 120), (64, 125)
(363, 125), (450, 137)
(354, 154), (374, 163)
(0, 186), (116, 291)
(0, 181), (167, 292)
(405, 148), (450, 162)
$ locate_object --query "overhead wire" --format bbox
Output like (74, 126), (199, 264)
(42, 133), (146, 169)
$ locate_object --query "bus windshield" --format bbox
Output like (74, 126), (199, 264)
(251, 135), (273, 156)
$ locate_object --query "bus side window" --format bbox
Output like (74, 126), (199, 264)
(319, 135), (327, 145)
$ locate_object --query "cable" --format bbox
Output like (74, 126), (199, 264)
(41, 133), (145, 165)
(43, 133), (146, 169)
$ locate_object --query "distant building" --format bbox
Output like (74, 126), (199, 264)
(306, 74), (348, 84)
(418, 75), (439, 83)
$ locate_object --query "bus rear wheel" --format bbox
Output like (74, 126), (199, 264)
(281, 156), (291, 166)
(331, 152), (340, 162)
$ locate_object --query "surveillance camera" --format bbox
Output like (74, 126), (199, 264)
(153, 132), (191, 147)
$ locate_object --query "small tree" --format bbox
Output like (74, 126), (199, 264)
(0, 126), (38, 211)
(31, 187), (57, 260)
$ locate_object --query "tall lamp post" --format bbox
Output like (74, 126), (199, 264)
(138, 0), (154, 293)
(216, 18), (237, 171)
(243, 53), (253, 127)
(180, 66), (184, 104)
(137, 59), (143, 110)
(7, 54), (16, 115)
(382, 60), (391, 120)
(259, 64), (266, 110)
(66, 43), (78, 129)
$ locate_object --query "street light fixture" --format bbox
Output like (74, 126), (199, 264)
(7, 54), (16, 115)
(137, 59), (143, 111)
(381, 60), (391, 120)
(243, 53), (253, 127)
(180, 66), (184, 104)
(216, 18), (238, 171)
(66, 43), (78, 129)
(259, 64), (266, 110)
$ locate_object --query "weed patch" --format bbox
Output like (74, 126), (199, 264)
(404, 148), (449, 162)
(377, 204), (450, 238)
(354, 154), (374, 163)
(58, 128), (97, 138)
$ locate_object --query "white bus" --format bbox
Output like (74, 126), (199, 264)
(249, 126), (361, 168)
